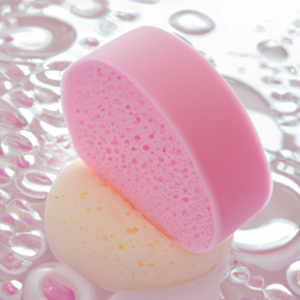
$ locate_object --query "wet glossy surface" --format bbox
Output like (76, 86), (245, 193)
(0, 0), (300, 299)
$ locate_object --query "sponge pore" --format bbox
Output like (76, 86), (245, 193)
(63, 60), (214, 252)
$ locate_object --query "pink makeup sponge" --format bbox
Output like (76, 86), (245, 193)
(61, 26), (272, 253)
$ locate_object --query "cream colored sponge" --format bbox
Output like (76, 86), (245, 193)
(45, 160), (232, 291)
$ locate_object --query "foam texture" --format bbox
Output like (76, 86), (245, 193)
(63, 61), (214, 252)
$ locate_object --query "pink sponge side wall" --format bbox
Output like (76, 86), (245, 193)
(63, 60), (214, 253)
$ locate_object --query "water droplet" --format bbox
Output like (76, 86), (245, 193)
(0, 189), (10, 205)
(71, 0), (107, 18)
(289, 79), (300, 88)
(272, 91), (299, 102)
(257, 40), (288, 61)
(46, 61), (71, 71)
(79, 37), (100, 49)
(234, 219), (299, 251)
(34, 86), (59, 104)
(293, 19), (300, 28)
(229, 267), (250, 284)
(54, 134), (73, 151)
(0, 167), (14, 188)
(44, 279), (75, 300)
(37, 109), (66, 127)
(261, 76), (282, 85)
(1, 131), (39, 155)
(9, 230), (46, 261)
(169, 10), (215, 35)
(0, 222), (13, 244)
(32, 69), (63, 88)
(112, 10), (139, 22)
(10, 91), (34, 108)
(285, 66), (298, 75)
(0, 15), (76, 58)
(95, 18), (117, 36)
(265, 284), (298, 300)
(0, 242), (32, 274)
(0, 101), (27, 130)
(286, 261), (300, 296)
(6, 199), (43, 225)
(15, 172), (53, 200)
(246, 276), (264, 290)
(129, 0), (161, 4)
(2, 280), (22, 296)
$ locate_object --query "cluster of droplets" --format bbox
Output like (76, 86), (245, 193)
(220, 252), (300, 300)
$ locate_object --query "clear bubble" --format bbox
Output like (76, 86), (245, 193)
(0, 168), (14, 189)
(234, 218), (299, 251)
(95, 18), (117, 36)
(1, 131), (39, 156)
(129, 0), (161, 4)
(112, 10), (139, 22)
(71, 0), (107, 18)
(14, 172), (53, 200)
(9, 230), (47, 261)
(0, 101), (27, 131)
(287, 261), (300, 296)
(229, 267), (250, 284)
(0, 15), (76, 59)
(264, 284), (298, 300)
(44, 279), (76, 300)
(37, 109), (66, 128)
(0, 189), (11, 205)
(54, 134), (73, 150)
(285, 66), (297, 75)
(261, 76), (282, 85)
(257, 40), (288, 61)
(289, 79), (300, 88)
(0, 242), (32, 274)
(10, 91), (34, 108)
(2, 280), (22, 296)
(0, 222), (14, 244)
(79, 37), (100, 49)
(6, 199), (43, 226)
(169, 10), (215, 35)
(46, 61), (71, 71)
(246, 276), (264, 290)
(34, 86), (60, 104)
(33, 69), (63, 88)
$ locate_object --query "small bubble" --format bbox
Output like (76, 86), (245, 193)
(143, 145), (149, 151)
(183, 197), (189, 203)
(149, 134), (154, 139)
(230, 267), (250, 284)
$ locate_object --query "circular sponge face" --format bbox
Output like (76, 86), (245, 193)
(63, 60), (214, 252)
(62, 26), (272, 253)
